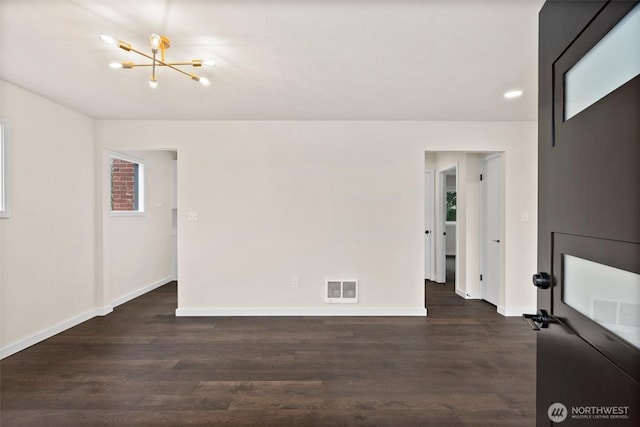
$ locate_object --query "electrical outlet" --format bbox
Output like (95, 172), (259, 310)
(292, 277), (299, 288)
(188, 211), (199, 221)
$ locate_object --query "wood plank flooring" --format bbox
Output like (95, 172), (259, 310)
(0, 281), (535, 426)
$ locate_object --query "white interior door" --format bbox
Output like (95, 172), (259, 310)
(424, 170), (434, 280)
(481, 155), (501, 306)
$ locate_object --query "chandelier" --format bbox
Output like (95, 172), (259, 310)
(100, 34), (214, 89)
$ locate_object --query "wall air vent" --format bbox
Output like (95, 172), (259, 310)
(325, 279), (358, 304)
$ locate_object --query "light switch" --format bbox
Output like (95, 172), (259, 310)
(188, 211), (199, 221)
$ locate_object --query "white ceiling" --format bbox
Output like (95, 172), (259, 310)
(0, 0), (543, 121)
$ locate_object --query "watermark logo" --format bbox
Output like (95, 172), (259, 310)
(547, 402), (631, 422)
(548, 403), (568, 423)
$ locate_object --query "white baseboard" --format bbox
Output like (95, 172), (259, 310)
(455, 289), (479, 299)
(96, 305), (114, 316)
(1, 307), (106, 359)
(111, 276), (173, 308)
(498, 305), (536, 317)
(176, 307), (427, 317)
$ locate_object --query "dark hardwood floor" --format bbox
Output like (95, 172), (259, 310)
(0, 281), (535, 426)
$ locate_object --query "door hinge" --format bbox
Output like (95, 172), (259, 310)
(480, 174), (483, 181)
(480, 274), (483, 281)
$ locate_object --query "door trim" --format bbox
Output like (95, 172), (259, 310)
(424, 169), (435, 281)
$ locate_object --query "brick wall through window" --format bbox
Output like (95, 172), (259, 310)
(111, 158), (138, 211)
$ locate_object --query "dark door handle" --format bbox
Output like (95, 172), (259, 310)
(523, 309), (555, 331)
(533, 272), (552, 289)
(425, 230), (430, 234)
(492, 240), (500, 242)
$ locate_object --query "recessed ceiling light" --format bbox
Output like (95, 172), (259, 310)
(504, 90), (523, 99)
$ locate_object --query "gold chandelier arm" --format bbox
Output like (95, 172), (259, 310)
(124, 44), (202, 79)
(152, 51), (157, 80)
(121, 61), (202, 67)
(121, 44), (155, 63)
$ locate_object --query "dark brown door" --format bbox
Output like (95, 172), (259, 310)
(537, 1), (640, 426)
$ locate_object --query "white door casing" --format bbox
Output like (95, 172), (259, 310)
(424, 170), (434, 280)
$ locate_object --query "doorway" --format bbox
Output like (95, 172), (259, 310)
(442, 167), (457, 288)
(425, 151), (506, 308)
(101, 149), (178, 309)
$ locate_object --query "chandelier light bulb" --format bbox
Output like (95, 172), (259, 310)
(199, 77), (211, 87)
(149, 76), (158, 89)
(99, 34), (117, 45)
(203, 59), (216, 67)
(150, 34), (162, 52)
(108, 61), (123, 69)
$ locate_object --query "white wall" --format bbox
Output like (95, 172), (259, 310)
(97, 122), (426, 315)
(0, 85), (176, 358)
(96, 120), (537, 316)
(108, 150), (175, 307)
(0, 81), (97, 357)
(501, 133), (538, 315)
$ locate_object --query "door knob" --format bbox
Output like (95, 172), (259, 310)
(532, 272), (552, 289)
(425, 230), (430, 234)
(523, 309), (555, 331)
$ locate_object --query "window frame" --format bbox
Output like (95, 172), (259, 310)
(109, 152), (145, 216)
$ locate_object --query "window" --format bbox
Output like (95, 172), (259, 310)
(110, 153), (144, 214)
(563, 254), (640, 350)
(564, 3), (640, 120)
(0, 120), (8, 218)
(446, 191), (457, 222)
